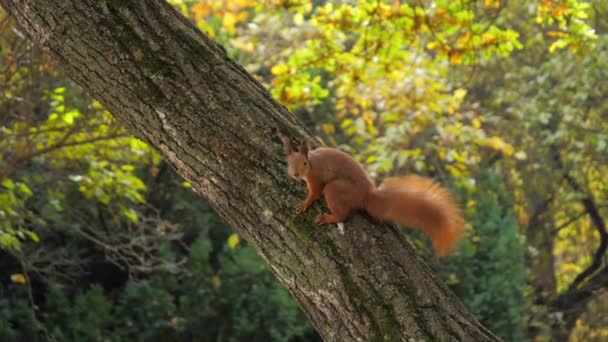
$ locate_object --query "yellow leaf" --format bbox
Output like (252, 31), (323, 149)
(359, 99), (371, 110)
(446, 164), (463, 177)
(426, 41), (441, 51)
(489, 136), (504, 150)
(232, 39), (254, 53)
(320, 123), (335, 134)
(227, 233), (240, 249)
(448, 88), (467, 113)
(271, 63), (289, 76)
(222, 12), (237, 30)
(471, 118), (481, 128)
(192, 3), (211, 21)
(11, 273), (27, 285)
(294, 12), (304, 26)
(285, 89), (296, 101)
(502, 144), (514, 156)
(457, 32), (471, 45)
(362, 113), (374, 126)
(484, 0), (500, 9)
(547, 30), (568, 38)
(449, 52), (462, 64)
(211, 275), (221, 288)
(481, 32), (498, 45)
(552, 6), (568, 19)
(235, 0), (255, 7)
(453, 88), (467, 102)
(236, 11), (249, 22)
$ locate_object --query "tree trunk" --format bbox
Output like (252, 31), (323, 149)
(524, 196), (557, 340)
(1, 1), (500, 340)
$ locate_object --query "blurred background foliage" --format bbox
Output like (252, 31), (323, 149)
(0, 0), (606, 341)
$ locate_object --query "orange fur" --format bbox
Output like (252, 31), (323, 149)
(366, 176), (465, 256)
(281, 136), (465, 257)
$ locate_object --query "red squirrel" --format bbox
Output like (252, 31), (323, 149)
(281, 136), (465, 256)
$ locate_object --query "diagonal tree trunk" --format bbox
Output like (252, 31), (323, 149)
(0, 1), (500, 340)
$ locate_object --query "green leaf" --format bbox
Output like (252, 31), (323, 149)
(25, 230), (40, 243)
(17, 183), (32, 197)
(227, 233), (240, 249)
(121, 208), (139, 223)
(1, 178), (14, 190)
(0, 233), (20, 250)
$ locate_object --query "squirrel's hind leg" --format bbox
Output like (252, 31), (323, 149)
(315, 180), (353, 225)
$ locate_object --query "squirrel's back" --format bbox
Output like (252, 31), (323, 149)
(308, 148), (374, 190)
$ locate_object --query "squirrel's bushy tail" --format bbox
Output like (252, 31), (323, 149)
(366, 176), (465, 257)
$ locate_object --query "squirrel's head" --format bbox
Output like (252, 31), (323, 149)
(281, 135), (310, 181)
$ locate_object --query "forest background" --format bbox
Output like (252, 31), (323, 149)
(0, 0), (606, 341)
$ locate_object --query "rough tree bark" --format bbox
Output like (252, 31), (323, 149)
(1, 1), (500, 341)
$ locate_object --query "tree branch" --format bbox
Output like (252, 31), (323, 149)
(0, 132), (128, 180)
(552, 266), (608, 331)
(551, 147), (608, 291)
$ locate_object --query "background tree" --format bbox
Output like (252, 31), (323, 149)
(0, 1), (501, 341)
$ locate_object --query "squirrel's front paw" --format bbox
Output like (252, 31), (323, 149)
(314, 214), (334, 224)
(295, 201), (310, 214)
(315, 213), (342, 224)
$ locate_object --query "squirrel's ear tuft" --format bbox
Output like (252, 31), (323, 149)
(299, 136), (309, 156)
(281, 135), (293, 155)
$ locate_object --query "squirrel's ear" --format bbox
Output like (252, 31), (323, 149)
(299, 136), (309, 156)
(281, 135), (293, 155)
